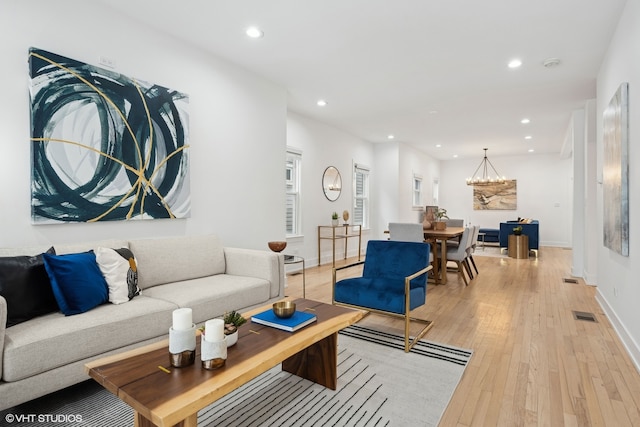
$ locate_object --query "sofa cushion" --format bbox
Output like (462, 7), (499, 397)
(1, 295), (177, 382)
(0, 247), (58, 327)
(142, 274), (271, 325)
(43, 252), (109, 316)
(95, 247), (140, 304)
(130, 235), (226, 290)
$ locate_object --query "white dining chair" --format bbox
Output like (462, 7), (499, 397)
(445, 227), (472, 286)
(388, 222), (434, 263)
(466, 225), (480, 276)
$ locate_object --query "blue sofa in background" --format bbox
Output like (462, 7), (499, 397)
(499, 220), (539, 252)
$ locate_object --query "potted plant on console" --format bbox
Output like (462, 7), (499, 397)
(331, 212), (339, 226)
(433, 208), (449, 230)
(513, 225), (523, 236)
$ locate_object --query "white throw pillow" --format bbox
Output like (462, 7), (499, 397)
(95, 247), (140, 304)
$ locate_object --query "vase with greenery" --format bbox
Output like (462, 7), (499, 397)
(331, 212), (339, 226)
(433, 208), (449, 230)
(513, 225), (523, 236)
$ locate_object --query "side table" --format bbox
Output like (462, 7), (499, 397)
(284, 255), (306, 298)
(508, 234), (529, 259)
(317, 224), (362, 267)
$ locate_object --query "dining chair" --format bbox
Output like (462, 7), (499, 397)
(388, 222), (424, 242)
(445, 218), (464, 227)
(388, 222), (434, 263)
(466, 225), (480, 276)
(444, 227), (472, 286)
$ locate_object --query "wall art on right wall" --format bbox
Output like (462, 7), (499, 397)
(603, 82), (629, 256)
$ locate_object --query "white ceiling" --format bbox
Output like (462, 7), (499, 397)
(99, 0), (627, 160)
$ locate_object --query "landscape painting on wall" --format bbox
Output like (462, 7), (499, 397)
(29, 47), (190, 223)
(472, 181), (517, 210)
(602, 82), (629, 256)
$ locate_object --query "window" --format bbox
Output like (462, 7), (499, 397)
(432, 178), (439, 206)
(413, 174), (423, 208)
(286, 149), (301, 236)
(353, 163), (370, 228)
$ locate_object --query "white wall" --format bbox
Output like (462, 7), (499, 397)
(286, 112), (374, 265)
(439, 153), (573, 247)
(373, 142), (440, 238)
(0, 1), (287, 250)
(595, 0), (640, 370)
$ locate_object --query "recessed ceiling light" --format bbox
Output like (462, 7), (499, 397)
(316, 99), (327, 107)
(435, 144), (442, 148)
(387, 134), (395, 140)
(508, 59), (522, 68)
(524, 135), (532, 140)
(245, 27), (264, 38)
(453, 154), (458, 158)
(521, 118), (530, 124)
(528, 149), (535, 153)
(429, 110), (439, 115)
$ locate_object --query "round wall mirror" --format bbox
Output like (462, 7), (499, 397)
(322, 166), (342, 201)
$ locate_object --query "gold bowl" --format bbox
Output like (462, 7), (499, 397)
(273, 301), (296, 318)
(268, 241), (287, 252)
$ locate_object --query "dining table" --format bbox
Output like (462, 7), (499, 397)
(423, 226), (465, 285)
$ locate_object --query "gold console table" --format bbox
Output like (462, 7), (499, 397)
(317, 224), (362, 267)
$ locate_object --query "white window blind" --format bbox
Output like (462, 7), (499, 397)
(353, 163), (370, 228)
(286, 150), (301, 236)
(413, 174), (423, 207)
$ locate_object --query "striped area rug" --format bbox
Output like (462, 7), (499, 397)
(1, 326), (472, 427)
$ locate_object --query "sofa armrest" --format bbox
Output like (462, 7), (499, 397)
(223, 248), (284, 299)
(0, 295), (6, 380)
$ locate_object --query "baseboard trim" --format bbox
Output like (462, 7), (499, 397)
(596, 288), (640, 374)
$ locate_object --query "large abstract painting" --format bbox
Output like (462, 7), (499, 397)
(29, 48), (190, 223)
(473, 180), (517, 210)
(603, 83), (629, 256)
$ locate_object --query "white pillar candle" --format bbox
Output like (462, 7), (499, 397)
(205, 319), (224, 342)
(172, 308), (193, 331)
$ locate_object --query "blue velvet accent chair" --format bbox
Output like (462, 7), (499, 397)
(332, 240), (433, 352)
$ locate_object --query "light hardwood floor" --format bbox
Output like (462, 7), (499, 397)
(283, 246), (640, 426)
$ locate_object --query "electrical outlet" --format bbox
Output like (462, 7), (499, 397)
(614, 287), (618, 297)
(99, 56), (116, 68)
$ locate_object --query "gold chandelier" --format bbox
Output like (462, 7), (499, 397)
(466, 148), (507, 186)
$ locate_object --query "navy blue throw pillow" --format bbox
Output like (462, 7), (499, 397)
(42, 251), (109, 316)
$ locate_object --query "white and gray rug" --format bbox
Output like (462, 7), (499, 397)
(1, 325), (472, 427)
(472, 245), (506, 258)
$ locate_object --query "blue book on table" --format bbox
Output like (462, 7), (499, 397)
(251, 309), (317, 332)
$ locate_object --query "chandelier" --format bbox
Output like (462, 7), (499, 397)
(466, 148), (507, 186)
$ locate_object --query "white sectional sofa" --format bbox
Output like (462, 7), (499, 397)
(0, 235), (284, 410)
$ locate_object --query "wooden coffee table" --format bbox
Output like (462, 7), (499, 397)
(85, 299), (364, 427)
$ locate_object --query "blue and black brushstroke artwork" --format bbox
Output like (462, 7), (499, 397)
(28, 47), (190, 223)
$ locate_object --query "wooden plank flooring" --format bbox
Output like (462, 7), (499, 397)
(283, 246), (640, 426)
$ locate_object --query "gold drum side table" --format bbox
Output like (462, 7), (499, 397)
(508, 234), (529, 259)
